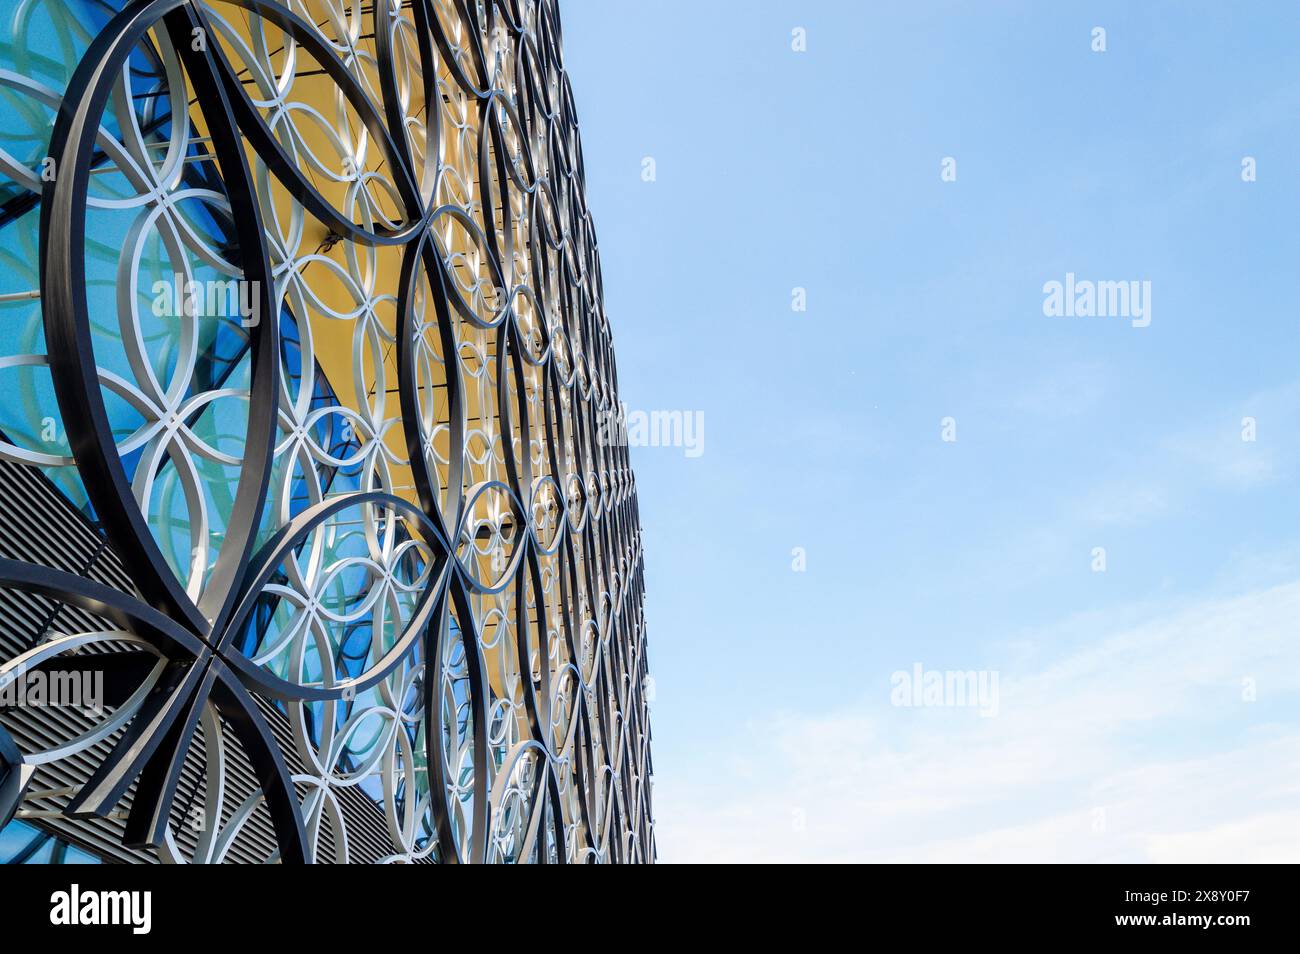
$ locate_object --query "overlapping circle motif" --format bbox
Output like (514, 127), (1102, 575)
(0, 0), (651, 863)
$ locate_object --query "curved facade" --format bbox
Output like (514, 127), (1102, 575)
(0, 0), (652, 863)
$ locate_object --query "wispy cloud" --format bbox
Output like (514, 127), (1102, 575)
(654, 580), (1300, 862)
(1071, 383), (1294, 528)
(998, 360), (1110, 419)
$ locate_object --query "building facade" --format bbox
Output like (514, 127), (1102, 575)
(0, 0), (652, 863)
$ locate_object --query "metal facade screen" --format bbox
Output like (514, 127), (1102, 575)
(0, 0), (652, 864)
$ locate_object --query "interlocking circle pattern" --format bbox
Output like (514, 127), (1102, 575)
(0, 0), (652, 863)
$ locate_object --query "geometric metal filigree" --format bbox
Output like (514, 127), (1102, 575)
(0, 0), (652, 863)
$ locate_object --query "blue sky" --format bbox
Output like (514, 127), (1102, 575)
(563, 0), (1300, 861)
